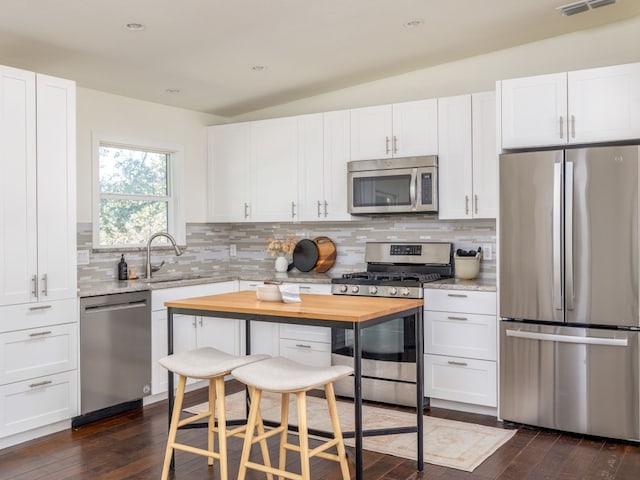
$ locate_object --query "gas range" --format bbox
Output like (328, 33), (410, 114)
(331, 242), (453, 299)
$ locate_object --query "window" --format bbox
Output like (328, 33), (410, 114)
(93, 135), (184, 248)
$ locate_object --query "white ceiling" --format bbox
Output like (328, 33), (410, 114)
(1, 0), (639, 117)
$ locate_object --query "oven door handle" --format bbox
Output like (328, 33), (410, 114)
(410, 167), (417, 210)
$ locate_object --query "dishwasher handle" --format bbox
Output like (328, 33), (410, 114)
(506, 328), (628, 347)
(83, 299), (148, 314)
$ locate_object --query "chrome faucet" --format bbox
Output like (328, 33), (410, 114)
(145, 232), (183, 278)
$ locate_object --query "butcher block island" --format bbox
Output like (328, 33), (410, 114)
(164, 290), (425, 480)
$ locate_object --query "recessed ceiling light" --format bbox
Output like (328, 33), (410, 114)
(165, 88), (181, 94)
(251, 65), (267, 71)
(403, 19), (424, 28)
(125, 23), (145, 31)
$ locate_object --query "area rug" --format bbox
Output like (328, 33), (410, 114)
(185, 391), (516, 472)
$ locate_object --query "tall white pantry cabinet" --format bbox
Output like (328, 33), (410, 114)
(0, 65), (78, 444)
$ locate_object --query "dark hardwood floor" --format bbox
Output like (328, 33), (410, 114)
(1, 381), (639, 479)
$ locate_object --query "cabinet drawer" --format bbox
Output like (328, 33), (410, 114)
(0, 322), (78, 384)
(0, 370), (78, 438)
(424, 289), (496, 315)
(424, 354), (496, 407)
(424, 311), (496, 360)
(279, 338), (331, 367)
(280, 324), (331, 344)
(0, 298), (77, 333)
(151, 281), (235, 311)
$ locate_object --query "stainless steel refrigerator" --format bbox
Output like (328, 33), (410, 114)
(499, 145), (640, 441)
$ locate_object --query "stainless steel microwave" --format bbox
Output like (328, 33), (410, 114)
(347, 156), (438, 214)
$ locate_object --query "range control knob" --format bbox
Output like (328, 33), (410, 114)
(389, 287), (398, 296)
(368, 286), (378, 295)
(401, 287), (411, 296)
(351, 285), (360, 294)
(339, 285), (348, 293)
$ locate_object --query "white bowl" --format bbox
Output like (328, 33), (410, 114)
(256, 285), (283, 302)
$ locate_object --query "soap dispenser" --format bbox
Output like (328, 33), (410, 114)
(118, 254), (128, 280)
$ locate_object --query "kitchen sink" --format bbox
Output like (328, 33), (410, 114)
(143, 273), (209, 284)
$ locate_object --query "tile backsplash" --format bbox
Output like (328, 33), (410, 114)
(77, 216), (496, 283)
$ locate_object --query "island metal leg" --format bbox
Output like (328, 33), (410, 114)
(353, 322), (363, 480)
(416, 308), (424, 471)
(167, 307), (175, 468)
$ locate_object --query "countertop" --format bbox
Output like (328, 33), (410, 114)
(165, 290), (424, 324)
(78, 270), (495, 297)
(426, 277), (496, 292)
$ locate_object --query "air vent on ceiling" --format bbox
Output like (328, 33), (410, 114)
(557, 0), (617, 16)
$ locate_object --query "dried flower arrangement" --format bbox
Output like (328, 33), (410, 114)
(266, 236), (297, 257)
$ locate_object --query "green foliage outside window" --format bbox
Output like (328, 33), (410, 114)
(98, 146), (171, 246)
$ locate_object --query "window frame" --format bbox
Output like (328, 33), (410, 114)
(91, 133), (185, 250)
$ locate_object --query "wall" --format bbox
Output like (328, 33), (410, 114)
(75, 87), (223, 224)
(230, 15), (640, 121)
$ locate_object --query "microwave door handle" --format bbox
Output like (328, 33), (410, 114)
(410, 168), (417, 210)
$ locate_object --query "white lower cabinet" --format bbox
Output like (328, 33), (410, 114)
(0, 370), (78, 438)
(239, 281), (331, 365)
(0, 298), (78, 441)
(424, 355), (496, 407)
(424, 288), (497, 410)
(151, 281), (238, 395)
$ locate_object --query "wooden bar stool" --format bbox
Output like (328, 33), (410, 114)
(159, 347), (270, 480)
(232, 356), (354, 480)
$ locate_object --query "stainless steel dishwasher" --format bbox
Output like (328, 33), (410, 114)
(74, 290), (152, 426)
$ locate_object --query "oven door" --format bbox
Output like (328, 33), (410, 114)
(331, 314), (418, 406)
(331, 315), (416, 362)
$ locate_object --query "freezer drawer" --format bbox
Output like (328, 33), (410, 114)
(500, 322), (640, 441)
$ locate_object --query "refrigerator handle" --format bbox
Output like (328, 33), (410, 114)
(553, 162), (563, 310)
(565, 161), (574, 311)
(506, 329), (628, 347)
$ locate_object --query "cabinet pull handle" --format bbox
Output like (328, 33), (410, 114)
(571, 114), (576, 138)
(385, 136), (390, 155)
(447, 361), (468, 367)
(447, 316), (468, 321)
(29, 380), (53, 389)
(559, 116), (564, 139)
(299, 286), (312, 291)
(198, 318), (203, 327)
(317, 200), (322, 218)
(393, 135), (398, 154)
(474, 194), (478, 214)
(324, 200), (328, 217)
(465, 195), (469, 215)
(447, 293), (468, 298)
(29, 305), (52, 311)
(41, 273), (48, 296)
(295, 344), (311, 349)
(244, 202), (250, 219)
(291, 201), (296, 219)
(29, 330), (52, 337)
(32, 275), (38, 298)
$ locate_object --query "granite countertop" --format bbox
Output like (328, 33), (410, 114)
(77, 270), (336, 297)
(425, 277), (496, 292)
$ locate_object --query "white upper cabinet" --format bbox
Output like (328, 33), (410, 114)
(437, 94), (472, 219)
(298, 110), (352, 221)
(568, 63), (640, 144)
(0, 67), (76, 306)
(500, 63), (640, 148)
(471, 91), (498, 219)
(350, 99), (438, 160)
(208, 122), (251, 222)
(250, 116), (299, 222)
(438, 92), (497, 220)
(500, 72), (567, 149)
